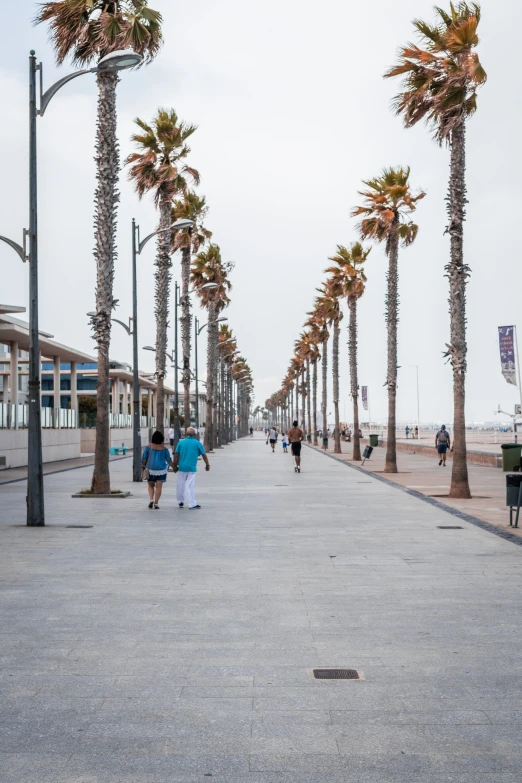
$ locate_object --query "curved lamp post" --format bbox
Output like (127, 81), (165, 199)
(0, 49), (142, 527)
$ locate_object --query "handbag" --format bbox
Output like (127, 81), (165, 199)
(142, 445), (152, 481)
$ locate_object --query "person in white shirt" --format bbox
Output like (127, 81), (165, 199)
(268, 427), (277, 452)
(168, 426), (175, 447)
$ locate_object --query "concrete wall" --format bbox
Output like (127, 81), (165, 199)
(80, 427), (151, 454)
(0, 429), (81, 469)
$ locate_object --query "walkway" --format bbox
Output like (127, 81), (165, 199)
(1, 433), (522, 781)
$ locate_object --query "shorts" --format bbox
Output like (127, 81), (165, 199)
(147, 473), (167, 483)
(291, 442), (302, 457)
(437, 444), (448, 454)
(270, 439), (276, 444)
(170, 439), (175, 446)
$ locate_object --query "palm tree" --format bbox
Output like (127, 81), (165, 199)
(127, 109), (199, 434)
(304, 318), (323, 446)
(353, 167), (424, 473)
(318, 288), (343, 454)
(385, 3), (486, 498)
(309, 300), (330, 449)
(326, 243), (370, 461)
(301, 331), (319, 441)
(191, 243), (231, 450)
(36, 0), (162, 493)
(171, 193), (212, 429)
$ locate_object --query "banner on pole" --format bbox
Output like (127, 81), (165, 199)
(361, 386), (368, 411)
(498, 326), (517, 386)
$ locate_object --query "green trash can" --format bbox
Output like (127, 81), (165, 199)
(369, 433), (379, 448)
(501, 443), (522, 472)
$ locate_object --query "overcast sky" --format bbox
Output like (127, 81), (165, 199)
(1, 0), (520, 427)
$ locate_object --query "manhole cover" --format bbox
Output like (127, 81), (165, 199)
(313, 669), (359, 680)
(66, 525), (94, 529)
(437, 526), (463, 530)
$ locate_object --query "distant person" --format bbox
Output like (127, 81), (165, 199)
(249, 426), (253, 437)
(414, 425), (419, 440)
(288, 419), (305, 473)
(142, 431), (173, 510)
(282, 432), (288, 453)
(173, 426), (210, 509)
(168, 425), (175, 447)
(405, 425), (410, 439)
(268, 426), (277, 452)
(436, 425), (451, 467)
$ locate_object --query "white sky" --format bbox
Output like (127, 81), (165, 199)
(1, 0), (520, 427)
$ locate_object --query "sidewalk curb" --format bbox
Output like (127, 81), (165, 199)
(0, 455), (132, 486)
(306, 444), (522, 549)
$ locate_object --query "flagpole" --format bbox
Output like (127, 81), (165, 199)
(367, 389), (371, 434)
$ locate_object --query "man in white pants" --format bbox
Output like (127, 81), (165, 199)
(173, 427), (210, 509)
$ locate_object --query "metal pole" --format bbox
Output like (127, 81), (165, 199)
(416, 366), (420, 440)
(27, 51), (44, 526)
(174, 282), (180, 447)
(194, 316), (199, 434)
(515, 326), (522, 444)
(131, 219), (141, 481)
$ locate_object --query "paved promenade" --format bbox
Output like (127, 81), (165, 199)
(2, 434), (522, 781)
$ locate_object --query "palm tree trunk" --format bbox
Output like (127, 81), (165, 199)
(290, 387), (293, 425)
(213, 340), (220, 447)
(181, 245), (192, 427)
(349, 297), (361, 461)
(448, 122), (471, 499)
(312, 361), (318, 446)
(301, 370), (306, 434)
(384, 229), (399, 473)
(333, 321), (341, 454)
(204, 302), (216, 450)
(91, 71), (119, 494)
(306, 358), (311, 440)
(154, 197), (172, 435)
(322, 338), (328, 448)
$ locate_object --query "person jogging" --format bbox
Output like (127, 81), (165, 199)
(435, 425), (451, 467)
(287, 419), (305, 473)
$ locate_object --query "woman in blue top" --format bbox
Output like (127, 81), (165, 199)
(142, 431), (173, 509)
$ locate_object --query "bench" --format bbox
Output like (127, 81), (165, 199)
(110, 446), (128, 456)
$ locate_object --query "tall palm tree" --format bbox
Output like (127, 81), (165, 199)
(127, 109), (199, 434)
(318, 288), (343, 454)
(304, 318), (323, 446)
(326, 243), (370, 461)
(171, 193), (212, 428)
(301, 331), (319, 441)
(385, 2), (486, 498)
(36, 0), (162, 493)
(309, 300), (330, 449)
(192, 243), (231, 450)
(353, 167), (424, 473)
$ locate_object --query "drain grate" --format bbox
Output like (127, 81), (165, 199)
(313, 669), (359, 680)
(437, 525), (463, 530)
(67, 525), (93, 529)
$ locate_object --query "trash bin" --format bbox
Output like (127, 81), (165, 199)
(322, 437), (328, 449)
(501, 443), (522, 472)
(369, 434), (379, 448)
(506, 473), (522, 507)
(362, 445), (373, 465)
(306, 434), (311, 443)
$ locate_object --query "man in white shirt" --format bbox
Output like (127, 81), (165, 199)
(268, 427), (277, 452)
(168, 426), (175, 447)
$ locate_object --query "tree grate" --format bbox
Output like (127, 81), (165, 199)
(66, 525), (94, 529)
(437, 526), (463, 530)
(313, 669), (359, 680)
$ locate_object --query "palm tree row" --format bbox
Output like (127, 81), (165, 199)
(37, 0), (254, 493)
(268, 2), (486, 499)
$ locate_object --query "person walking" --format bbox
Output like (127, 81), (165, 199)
(268, 426), (277, 453)
(142, 431), (173, 510)
(282, 432), (288, 453)
(435, 425), (451, 467)
(414, 425), (419, 440)
(173, 426), (210, 509)
(168, 425), (175, 447)
(405, 425), (410, 439)
(287, 419), (305, 473)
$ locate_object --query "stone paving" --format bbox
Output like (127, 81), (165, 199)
(1, 433), (522, 781)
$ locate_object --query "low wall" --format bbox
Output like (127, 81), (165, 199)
(0, 429), (81, 469)
(370, 439), (502, 468)
(80, 427), (150, 454)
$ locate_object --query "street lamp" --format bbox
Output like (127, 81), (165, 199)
(0, 49), (141, 526)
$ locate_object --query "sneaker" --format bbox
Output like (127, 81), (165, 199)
(179, 502), (184, 508)
(148, 501), (154, 509)
(298, 467), (301, 473)
(190, 505), (201, 509)
(439, 460), (442, 466)
(154, 504), (160, 510)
